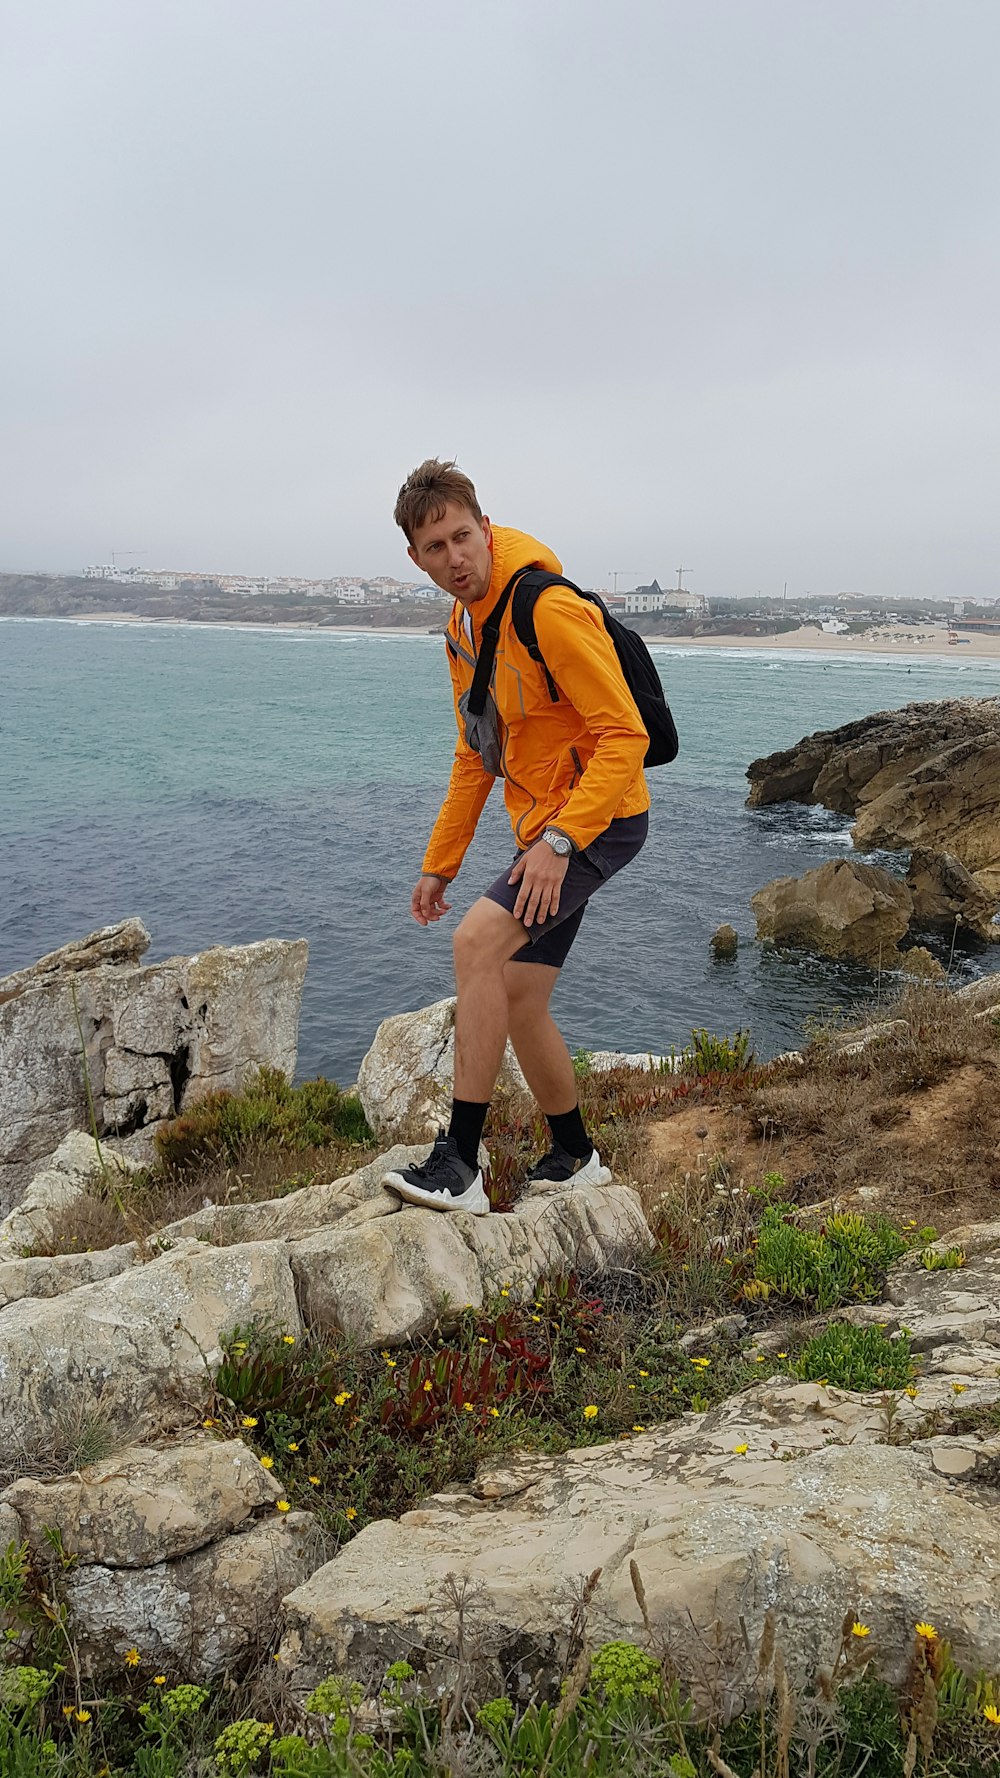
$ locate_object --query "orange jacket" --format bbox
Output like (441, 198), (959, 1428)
(422, 525), (650, 882)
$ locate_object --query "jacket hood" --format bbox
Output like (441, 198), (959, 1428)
(458, 525), (563, 633)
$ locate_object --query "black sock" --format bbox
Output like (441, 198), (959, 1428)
(448, 1099), (490, 1169)
(546, 1105), (591, 1160)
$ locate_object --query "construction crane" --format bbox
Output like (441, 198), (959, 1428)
(674, 565), (692, 592)
(609, 570), (639, 595)
(110, 550), (145, 572)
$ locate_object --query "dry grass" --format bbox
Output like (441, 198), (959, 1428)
(29, 1135), (376, 1257)
(635, 984), (1000, 1241)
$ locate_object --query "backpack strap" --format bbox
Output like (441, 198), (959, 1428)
(465, 566), (534, 718)
(510, 571), (594, 703)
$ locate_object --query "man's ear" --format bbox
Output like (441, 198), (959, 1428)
(407, 544), (418, 567)
(481, 517), (492, 548)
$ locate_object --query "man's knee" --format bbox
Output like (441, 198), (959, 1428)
(453, 898), (524, 974)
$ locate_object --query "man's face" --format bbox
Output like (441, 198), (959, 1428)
(408, 501), (493, 605)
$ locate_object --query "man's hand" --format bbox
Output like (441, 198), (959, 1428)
(508, 841), (570, 927)
(411, 874), (451, 926)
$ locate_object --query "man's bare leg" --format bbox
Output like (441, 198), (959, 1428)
(451, 897), (535, 1100)
(503, 959), (577, 1112)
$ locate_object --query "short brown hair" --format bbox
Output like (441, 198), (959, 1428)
(393, 457), (483, 545)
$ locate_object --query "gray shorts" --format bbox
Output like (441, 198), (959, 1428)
(483, 812), (648, 969)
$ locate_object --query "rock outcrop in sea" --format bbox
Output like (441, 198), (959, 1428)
(746, 698), (1000, 961)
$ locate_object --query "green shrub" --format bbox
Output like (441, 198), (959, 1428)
(748, 1208), (908, 1311)
(683, 1028), (754, 1076)
(155, 1068), (372, 1172)
(792, 1322), (915, 1392)
(921, 1245), (967, 1272)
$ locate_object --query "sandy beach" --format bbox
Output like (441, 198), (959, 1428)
(16, 613), (1000, 662)
(646, 626), (1000, 661)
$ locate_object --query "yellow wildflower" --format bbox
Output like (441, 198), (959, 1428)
(422, 1380), (432, 1392)
(75, 1709), (92, 1723)
(583, 1404), (598, 1420)
(232, 1343), (247, 1354)
(851, 1622), (871, 1639)
(755, 1355), (766, 1364)
(984, 1705), (1000, 1725)
(691, 1357), (710, 1369)
(732, 1444), (749, 1455)
(906, 1386), (918, 1399)
(478, 1337), (488, 1345)
(153, 1675), (166, 1685)
(500, 1289), (509, 1298)
(259, 1456), (274, 1470)
(287, 1442), (299, 1452)
(334, 1391), (352, 1407)
(202, 1417), (218, 1428)
(575, 1346), (587, 1354)
(489, 1407), (500, 1418)
(638, 1369), (649, 1377)
(384, 1356), (397, 1368)
(62, 1706), (75, 1718)
(345, 1507), (357, 1520)
(276, 1500), (291, 1513)
(242, 1416), (258, 1428)
(531, 1315), (541, 1323)
(952, 1383), (968, 1394)
(776, 1352), (788, 1360)
(309, 1475), (321, 1486)
(915, 1623), (937, 1641)
(632, 1424), (646, 1433)
(124, 1648), (140, 1668)
(462, 1402), (474, 1413)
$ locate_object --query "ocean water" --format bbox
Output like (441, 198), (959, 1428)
(3, 617), (999, 1084)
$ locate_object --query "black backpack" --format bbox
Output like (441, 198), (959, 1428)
(508, 570), (679, 767)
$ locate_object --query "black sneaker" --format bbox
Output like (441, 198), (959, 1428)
(524, 1144), (613, 1189)
(383, 1132), (491, 1216)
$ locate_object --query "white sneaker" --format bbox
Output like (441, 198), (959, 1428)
(524, 1145), (613, 1189)
(383, 1132), (491, 1216)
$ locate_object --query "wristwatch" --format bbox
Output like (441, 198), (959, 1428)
(542, 828), (573, 857)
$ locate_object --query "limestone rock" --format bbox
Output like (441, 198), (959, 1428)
(900, 946), (947, 983)
(745, 699), (1000, 897)
(0, 1133), (139, 1258)
(907, 848), (1000, 942)
(292, 1183), (653, 1348)
(0, 920), (151, 995)
(710, 923), (739, 958)
(0, 1245), (136, 1310)
(280, 1385), (1000, 1711)
(0, 925), (308, 1213)
(0, 1238), (299, 1452)
(67, 1511), (323, 1680)
(585, 1051), (676, 1073)
(3, 1438), (279, 1567)
(751, 858), (912, 965)
(357, 998), (527, 1143)
(160, 1145), (427, 1246)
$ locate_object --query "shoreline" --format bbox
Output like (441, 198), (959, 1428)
(6, 612), (1000, 662)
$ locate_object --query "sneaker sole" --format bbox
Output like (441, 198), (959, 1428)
(526, 1154), (613, 1191)
(382, 1171), (491, 1216)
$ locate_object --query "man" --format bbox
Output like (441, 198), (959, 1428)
(383, 458), (649, 1215)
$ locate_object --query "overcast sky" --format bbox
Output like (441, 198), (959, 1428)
(1, 1), (997, 599)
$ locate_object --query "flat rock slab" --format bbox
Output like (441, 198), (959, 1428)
(3, 1438), (280, 1567)
(67, 1511), (323, 1680)
(0, 1238), (299, 1452)
(280, 1380), (1000, 1711)
(291, 1182), (653, 1347)
(160, 1145), (427, 1246)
